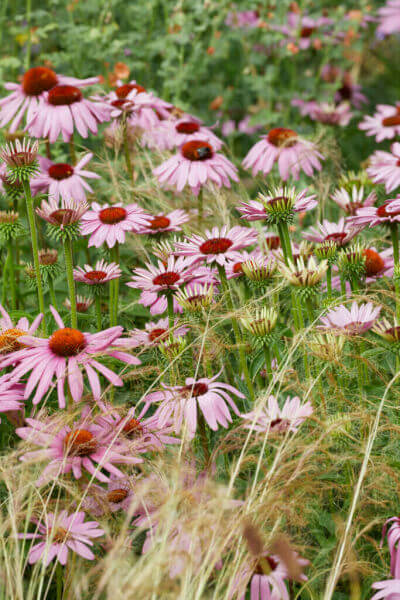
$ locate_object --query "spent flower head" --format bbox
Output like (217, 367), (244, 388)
(337, 242), (366, 283)
(241, 307), (278, 346)
(279, 256), (328, 291)
(175, 283), (215, 313)
(0, 210), (24, 241)
(0, 138), (39, 182)
(36, 197), (88, 241)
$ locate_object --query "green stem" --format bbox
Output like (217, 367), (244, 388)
(263, 345), (272, 384)
(198, 189), (203, 228)
(123, 119), (133, 182)
(56, 562), (63, 600)
(217, 263), (255, 401)
(1, 250), (10, 307)
(6, 239), (16, 311)
(63, 238), (77, 328)
(95, 296), (102, 331)
(69, 134), (76, 165)
(391, 224), (400, 320)
(25, 0), (32, 71)
(279, 221), (294, 264)
(22, 180), (46, 332)
(48, 279), (58, 310)
(326, 265), (332, 301)
(167, 293), (174, 342)
(110, 244), (120, 326)
(340, 274), (346, 298)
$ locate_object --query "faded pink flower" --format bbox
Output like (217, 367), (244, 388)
(137, 209), (190, 235)
(367, 143), (400, 193)
(359, 104), (400, 142)
(302, 218), (361, 247)
(242, 395), (313, 435)
(377, 0), (400, 36)
(319, 302), (381, 335)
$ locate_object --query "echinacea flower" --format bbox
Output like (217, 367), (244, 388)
(142, 372), (244, 439)
(80, 201), (150, 248)
(19, 510), (104, 566)
(243, 128), (323, 181)
(367, 143), (400, 193)
(0, 306), (140, 407)
(241, 254), (277, 285)
(302, 218), (361, 247)
(82, 476), (136, 517)
(331, 186), (377, 215)
(31, 153), (99, 202)
(319, 302), (381, 335)
(0, 303), (43, 356)
(359, 104), (400, 142)
(36, 197), (88, 229)
(225, 249), (262, 280)
(334, 72), (367, 109)
(26, 85), (110, 142)
(225, 10), (260, 28)
(64, 295), (93, 313)
(347, 197), (400, 229)
(363, 247), (394, 283)
(74, 259), (122, 286)
(174, 226), (258, 266)
(0, 374), (25, 422)
(165, 118), (223, 150)
(293, 100), (353, 126)
(372, 318), (400, 345)
(242, 395), (313, 435)
(16, 405), (141, 485)
(175, 282), (216, 312)
(0, 66), (99, 132)
(371, 578), (400, 600)
(138, 209), (190, 235)
(237, 186), (317, 224)
(381, 516), (400, 577)
(0, 137), (39, 170)
(153, 140), (239, 196)
(271, 10), (333, 50)
(126, 318), (188, 347)
(377, 0), (400, 36)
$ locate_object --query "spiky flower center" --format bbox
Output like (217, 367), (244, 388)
(48, 163), (74, 180)
(363, 249), (384, 276)
(0, 210), (19, 224)
(181, 140), (213, 161)
(199, 238), (233, 255)
(254, 555), (278, 575)
(149, 216), (171, 230)
(49, 328), (86, 357)
(48, 85), (83, 106)
(377, 202), (400, 218)
(148, 328), (168, 342)
(176, 121), (200, 134)
(385, 326), (400, 340)
(325, 232), (347, 245)
(382, 107), (400, 127)
(99, 207), (127, 225)
(300, 25), (315, 37)
(233, 262), (244, 274)
(153, 272), (180, 286)
(85, 270), (107, 282)
(39, 249), (58, 265)
(181, 382), (208, 397)
(50, 208), (75, 224)
(115, 83), (146, 98)
(22, 67), (58, 96)
(0, 328), (26, 354)
(52, 527), (69, 543)
(107, 489), (129, 503)
(267, 128), (298, 147)
(265, 235), (280, 249)
(121, 417), (144, 437)
(64, 429), (97, 457)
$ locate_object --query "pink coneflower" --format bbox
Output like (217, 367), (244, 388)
(367, 143), (400, 193)
(0, 306), (140, 407)
(0, 66), (99, 132)
(127, 256), (198, 295)
(242, 128), (323, 180)
(64, 295), (93, 313)
(80, 201), (149, 248)
(31, 153), (99, 202)
(229, 551), (308, 600)
(126, 318), (188, 347)
(174, 226), (258, 266)
(237, 187), (317, 222)
(16, 406), (141, 485)
(347, 197), (400, 229)
(331, 186), (377, 215)
(381, 516), (400, 578)
(0, 304), (43, 356)
(271, 11), (334, 49)
(19, 510), (104, 566)
(74, 259), (122, 285)
(142, 372), (244, 439)
(26, 85), (110, 143)
(377, 0), (400, 36)
(242, 395), (313, 434)
(359, 104), (400, 142)
(371, 578), (400, 599)
(36, 197), (88, 228)
(334, 72), (367, 109)
(82, 476), (136, 517)
(138, 209), (190, 235)
(0, 375), (24, 422)
(319, 302), (381, 335)
(364, 247), (394, 283)
(225, 9), (260, 28)
(292, 99), (353, 126)
(168, 119), (223, 150)
(225, 249), (263, 279)
(153, 140), (239, 196)
(303, 218), (361, 247)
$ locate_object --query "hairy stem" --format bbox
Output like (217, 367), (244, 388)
(63, 238), (77, 328)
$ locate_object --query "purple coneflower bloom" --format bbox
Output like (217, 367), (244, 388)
(0, 306), (140, 407)
(319, 302), (381, 335)
(367, 143), (400, 193)
(237, 187), (317, 222)
(36, 197), (88, 228)
(0, 375), (25, 422)
(271, 11), (333, 49)
(377, 0), (400, 36)
(174, 226), (258, 266)
(19, 510), (104, 566)
(371, 578), (400, 600)
(0, 303), (43, 356)
(359, 104), (400, 142)
(153, 140), (239, 196)
(302, 218), (361, 247)
(80, 201), (149, 248)
(142, 372), (244, 439)
(73, 259), (122, 285)
(331, 186), (376, 215)
(138, 209), (190, 235)
(242, 395), (313, 435)
(382, 516), (400, 578)
(31, 153), (99, 202)
(125, 317), (188, 347)
(64, 295), (93, 313)
(347, 197), (400, 229)
(82, 476), (136, 517)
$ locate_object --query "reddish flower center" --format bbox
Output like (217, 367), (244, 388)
(254, 555), (278, 574)
(181, 382), (208, 397)
(0, 328), (26, 354)
(99, 207), (127, 224)
(153, 272), (180, 286)
(382, 110), (400, 127)
(300, 26), (315, 37)
(176, 121), (200, 134)
(325, 232), (347, 245)
(22, 67), (58, 96)
(115, 83), (146, 98)
(181, 140), (213, 161)
(377, 202), (400, 218)
(149, 216), (171, 230)
(267, 128), (298, 147)
(76, 302), (90, 312)
(52, 527), (69, 543)
(265, 235), (281, 249)
(347, 201), (363, 216)
(337, 83), (352, 101)
(199, 237), (233, 255)
(121, 417), (144, 437)
(48, 85), (83, 106)
(48, 163), (74, 180)
(385, 326), (400, 340)
(64, 429), (97, 457)
(107, 488), (129, 503)
(363, 248), (384, 276)
(85, 270), (108, 282)
(49, 328), (86, 357)
(111, 99), (131, 110)
(50, 208), (75, 224)
(233, 262), (244, 274)
(148, 328), (168, 342)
